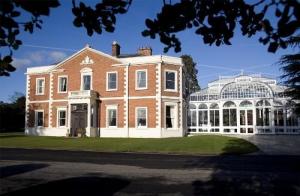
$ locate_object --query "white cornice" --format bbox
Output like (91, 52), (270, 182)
(119, 55), (183, 66)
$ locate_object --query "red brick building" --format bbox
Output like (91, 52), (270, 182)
(25, 42), (186, 137)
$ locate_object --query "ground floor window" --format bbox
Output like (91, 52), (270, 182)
(274, 108), (284, 126)
(210, 110), (219, 126)
(136, 107), (147, 128)
(107, 106), (117, 127)
(57, 109), (66, 127)
(256, 108), (270, 126)
(35, 110), (44, 127)
(223, 109), (237, 126)
(166, 105), (176, 128)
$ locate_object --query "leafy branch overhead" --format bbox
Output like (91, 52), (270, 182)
(142, 0), (300, 53)
(0, 0), (300, 76)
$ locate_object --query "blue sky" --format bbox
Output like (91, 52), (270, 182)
(0, 1), (295, 102)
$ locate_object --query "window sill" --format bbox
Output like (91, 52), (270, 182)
(106, 89), (118, 92)
(135, 87), (148, 91)
(57, 91), (68, 94)
(35, 93), (45, 96)
(164, 89), (177, 92)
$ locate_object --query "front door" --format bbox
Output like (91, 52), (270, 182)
(71, 104), (87, 136)
(240, 109), (254, 134)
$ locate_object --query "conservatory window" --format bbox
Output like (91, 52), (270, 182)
(198, 104), (208, 126)
(209, 103), (219, 127)
(256, 100), (271, 126)
(223, 101), (237, 126)
(188, 104), (197, 126)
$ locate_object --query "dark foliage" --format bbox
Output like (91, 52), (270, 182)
(0, 93), (25, 132)
(278, 35), (300, 114)
(0, 0), (299, 77)
(181, 55), (200, 98)
(142, 0), (300, 53)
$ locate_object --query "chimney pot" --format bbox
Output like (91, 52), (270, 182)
(137, 47), (152, 56)
(112, 41), (120, 57)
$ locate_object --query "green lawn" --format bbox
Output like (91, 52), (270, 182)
(0, 133), (259, 155)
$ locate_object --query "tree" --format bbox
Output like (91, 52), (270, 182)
(278, 35), (300, 113)
(181, 55), (200, 98)
(1, 0), (300, 76)
(0, 92), (25, 132)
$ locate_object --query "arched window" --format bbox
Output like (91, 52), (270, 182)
(239, 101), (252, 107)
(198, 104), (208, 126)
(221, 82), (272, 99)
(256, 100), (271, 126)
(188, 104), (197, 127)
(223, 101), (237, 127)
(209, 103), (219, 132)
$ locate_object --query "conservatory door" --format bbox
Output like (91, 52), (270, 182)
(240, 109), (254, 134)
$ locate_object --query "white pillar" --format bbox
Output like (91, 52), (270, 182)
(220, 103), (223, 133)
(86, 102), (91, 137)
(253, 107), (257, 134)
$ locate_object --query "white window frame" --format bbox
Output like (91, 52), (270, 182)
(135, 107), (148, 128)
(35, 110), (44, 127)
(36, 77), (45, 95)
(80, 68), (93, 91)
(106, 71), (118, 91)
(135, 69), (148, 90)
(106, 105), (118, 128)
(57, 75), (68, 93)
(165, 102), (178, 129)
(164, 70), (177, 92)
(57, 107), (67, 127)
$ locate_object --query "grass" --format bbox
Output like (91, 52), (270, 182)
(0, 133), (259, 155)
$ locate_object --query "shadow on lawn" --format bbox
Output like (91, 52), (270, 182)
(221, 138), (259, 155)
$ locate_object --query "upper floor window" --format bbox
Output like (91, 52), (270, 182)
(136, 70), (147, 90)
(165, 70), (177, 91)
(36, 78), (45, 95)
(35, 110), (44, 127)
(107, 72), (117, 91)
(82, 75), (91, 90)
(58, 76), (67, 93)
(136, 107), (147, 128)
(80, 67), (93, 91)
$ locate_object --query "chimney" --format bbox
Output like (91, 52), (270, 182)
(112, 41), (120, 57)
(137, 47), (152, 56)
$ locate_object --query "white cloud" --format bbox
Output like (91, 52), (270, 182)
(12, 50), (68, 68)
(12, 58), (32, 68)
(48, 51), (67, 63)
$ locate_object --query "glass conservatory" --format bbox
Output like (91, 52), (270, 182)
(188, 74), (300, 134)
